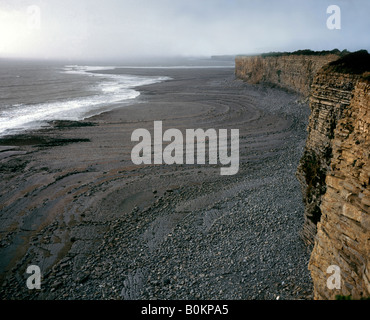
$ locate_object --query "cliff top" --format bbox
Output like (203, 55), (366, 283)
(236, 49), (348, 59)
(323, 50), (370, 80)
(260, 49), (348, 58)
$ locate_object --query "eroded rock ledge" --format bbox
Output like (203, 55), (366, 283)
(235, 50), (370, 299)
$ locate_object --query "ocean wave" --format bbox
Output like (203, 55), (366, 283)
(0, 65), (171, 136)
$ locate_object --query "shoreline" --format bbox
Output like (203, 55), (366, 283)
(0, 67), (313, 300)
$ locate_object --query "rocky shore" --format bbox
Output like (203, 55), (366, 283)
(0, 67), (313, 300)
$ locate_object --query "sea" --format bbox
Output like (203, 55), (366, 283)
(0, 57), (234, 137)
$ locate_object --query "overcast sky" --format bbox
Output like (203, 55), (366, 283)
(0, 0), (369, 61)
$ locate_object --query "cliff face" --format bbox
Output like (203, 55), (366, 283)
(296, 71), (360, 246)
(235, 50), (370, 299)
(308, 77), (370, 299)
(297, 51), (370, 299)
(235, 54), (339, 96)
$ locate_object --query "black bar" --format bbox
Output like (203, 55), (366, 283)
(0, 300), (362, 318)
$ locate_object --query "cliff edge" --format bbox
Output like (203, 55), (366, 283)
(236, 50), (370, 299)
(235, 50), (343, 96)
(303, 51), (370, 299)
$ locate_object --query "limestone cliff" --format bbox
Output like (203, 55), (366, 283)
(235, 50), (370, 299)
(305, 52), (370, 299)
(308, 77), (370, 299)
(296, 71), (360, 246)
(235, 51), (340, 96)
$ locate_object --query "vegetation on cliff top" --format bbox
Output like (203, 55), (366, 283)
(238, 49), (370, 79)
(324, 50), (370, 76)
(259, 48), (349, 58)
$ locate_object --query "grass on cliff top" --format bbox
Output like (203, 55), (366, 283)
(324, 50), (370, 75)
(259, 48), (349, 58)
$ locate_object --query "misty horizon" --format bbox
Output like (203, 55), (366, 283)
(0, 0), (369, 62)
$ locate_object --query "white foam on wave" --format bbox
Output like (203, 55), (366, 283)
(0, 65), (171, 136)
(115, 65), (235, 69)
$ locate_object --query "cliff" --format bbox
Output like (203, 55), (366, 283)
(305, 52), (370, 299)
(235, 51), (341, 96)
(235, 50), (370, 299)
(296, 70), (360, 246)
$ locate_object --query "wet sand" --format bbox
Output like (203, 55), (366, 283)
(0, 67), (313, 299)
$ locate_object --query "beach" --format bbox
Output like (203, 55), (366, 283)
(0, 67), (313, 300)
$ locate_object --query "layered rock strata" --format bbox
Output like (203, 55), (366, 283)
(308, 76), (370, 299)
(235, 50), (370, 299)
(235, 53), (340, 96)
(296, 71), (360, 246)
